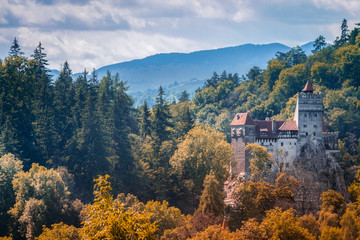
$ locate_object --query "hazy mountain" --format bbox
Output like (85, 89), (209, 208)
(50, 42), (315, 106)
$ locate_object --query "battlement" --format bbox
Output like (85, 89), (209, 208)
(298, 92), (323, 100)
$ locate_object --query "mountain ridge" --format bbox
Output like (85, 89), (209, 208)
(50, 42), (315, 106)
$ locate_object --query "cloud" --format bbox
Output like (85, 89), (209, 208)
(0, 0), (359, 73)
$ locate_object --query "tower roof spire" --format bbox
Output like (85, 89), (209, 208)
(302, 80), (314, 93)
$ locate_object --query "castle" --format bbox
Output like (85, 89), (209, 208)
(230, 81), (339, 178)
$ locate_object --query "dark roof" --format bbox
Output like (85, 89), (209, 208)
(302, 81), (314, 93)
(231, 112), (256, 126)
(278, 121), (298, 131)
(254, 120), (285, 138)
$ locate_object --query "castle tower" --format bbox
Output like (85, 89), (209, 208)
(230, 111), (256, 178)
(293, 81), (324, 149)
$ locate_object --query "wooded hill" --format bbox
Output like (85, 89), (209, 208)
(0, 19), (360, 239)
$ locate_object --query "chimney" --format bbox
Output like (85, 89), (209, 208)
(272, 118), (276, 133)
(265, 117), (270, 121)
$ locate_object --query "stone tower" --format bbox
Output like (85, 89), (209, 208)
(230, 111), (256, 178)
(293, 81), (324, 151)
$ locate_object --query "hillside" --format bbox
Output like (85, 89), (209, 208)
(47, 42), (314, 106)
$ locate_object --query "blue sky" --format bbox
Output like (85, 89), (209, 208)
(0, 0), (359, 72)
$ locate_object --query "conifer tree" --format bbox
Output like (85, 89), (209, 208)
(176, 102), (194, 138)
(30, 42), (55, 163)
(53, 61), (74, 164)
(152, 86), (172, 144)
(179, 90), (189, 103)
(8, 37), (24, 57)
(111, 81), (135, 192)
(140, 100), (152, 137)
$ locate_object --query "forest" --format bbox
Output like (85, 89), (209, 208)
(0, 19), (360, 239)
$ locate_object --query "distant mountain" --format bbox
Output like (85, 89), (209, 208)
(50, 42), (315, 106)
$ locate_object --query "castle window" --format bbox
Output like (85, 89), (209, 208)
(314, 114), (317, 121)
(295, 143), (296, 145)
(306, 132), (308, 136)
(314, 125), (317, 129)
(270, 143), (272, 146)
(281, 142), (284, 146)
(304, 114), (307, 122)
(313, 132), (316, 136)
(290, 142), (292, 145)
(304, 125), (307, 128)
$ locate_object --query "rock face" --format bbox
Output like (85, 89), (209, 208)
(289, 139), (348, 215)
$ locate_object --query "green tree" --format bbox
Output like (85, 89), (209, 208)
(313, 35), (327, 53)
(245, 143), (273, 181)
(0, 154), (23, 235)
(9, 163), (76, 239)
(30, 42), (56, 164)
(197, 172), (225, 217)
(179, 90), (190, 103)
(53, 61), (74, 164)
(140, 100), (152, 137)
(152, 86), (173, 144)
(170, 125), (232, 197)
(110, 80), (135, 193)
(8, 38), (24, 57)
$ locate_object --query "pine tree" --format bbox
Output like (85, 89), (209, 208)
(111, 81), (135, 192)
(179, 90), (189, 103)
(140, 100), (152, 137)
(152, 86), (172, 144)
(53, 61), (74, 164)
(340, 19), (350, 44)
(8, 38), (24, 57)
(176, 102), (194, 138)
(312, 35), (326, 53)
(71, 70), (108, 198)
(30, 42), (55, 164)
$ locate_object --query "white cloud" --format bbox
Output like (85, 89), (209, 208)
(312, 0), (360, 15)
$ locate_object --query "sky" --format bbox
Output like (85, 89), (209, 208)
(0, 0), (359, 72)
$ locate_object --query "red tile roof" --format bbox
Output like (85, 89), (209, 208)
(231, 112), (256, 126)
(302, 81), (314, 92)
(278, 121), (298, 131)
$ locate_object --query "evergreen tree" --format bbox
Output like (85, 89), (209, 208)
(111, 81), (135, 193)
(176, 102), (194, 138)
(204, 72), (219, 88)
(70, 70), (108, 199)
(140, 100), (152, 137)
(30, 43), (55, 164)
(312, 35), (326, 53)
(152, 86), (172, 144)
(53, 61), (74, 164)
(179, 90), (189, 103)
(0, 55), (36, 164)
(340, 19), (350, 44)
(8, 38), (24, 57)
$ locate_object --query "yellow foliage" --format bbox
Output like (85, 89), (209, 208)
(170, 124), (232, 193)
(36, 223), (80, 240)
(319, 226), (342, 240)
(245, 143), (273, 181)
(189, 225), (240, 240)
(80, 175), (157, 240)
(261, 208), (316, 240)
